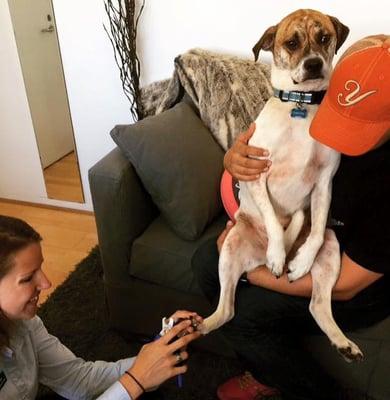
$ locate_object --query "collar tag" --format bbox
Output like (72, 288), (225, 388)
(291, 107), (308, 118)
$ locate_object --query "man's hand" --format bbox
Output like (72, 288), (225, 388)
(224, 123), (271, 181)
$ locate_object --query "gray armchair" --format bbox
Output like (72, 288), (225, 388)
(88, 146), (225, 335)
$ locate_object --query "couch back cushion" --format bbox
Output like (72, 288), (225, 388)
(111, 102), (224, 240)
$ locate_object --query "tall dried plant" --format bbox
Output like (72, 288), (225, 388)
(104, 0), (145, 121)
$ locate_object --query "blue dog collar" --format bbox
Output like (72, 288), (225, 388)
(274, 88), (326, 119)
(274, 88), (326, 105)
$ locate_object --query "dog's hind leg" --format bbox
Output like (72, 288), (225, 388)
(309, 229), (363, 363)
(284, 209), (305, 255)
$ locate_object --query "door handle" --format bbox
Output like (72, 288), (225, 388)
(41, 24), (54, 33)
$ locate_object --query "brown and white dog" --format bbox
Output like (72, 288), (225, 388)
(200, 9), (363, 362)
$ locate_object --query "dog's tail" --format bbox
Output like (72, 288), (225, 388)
(284, 210), (305, 254)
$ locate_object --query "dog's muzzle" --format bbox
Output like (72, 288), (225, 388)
(303, 57), (324, 81)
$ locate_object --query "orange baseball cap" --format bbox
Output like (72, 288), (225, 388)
(310, 35), (390, 155)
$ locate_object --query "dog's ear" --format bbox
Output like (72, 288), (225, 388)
(252, 25), (278, 61)
(328, 16), (349, 54)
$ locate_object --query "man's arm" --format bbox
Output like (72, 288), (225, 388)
(224, 123), (271, 180)
(247, 252), (383, 301)
(217, 219), (383, 301)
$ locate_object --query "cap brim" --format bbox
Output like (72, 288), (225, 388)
(310, 95), (388, 156)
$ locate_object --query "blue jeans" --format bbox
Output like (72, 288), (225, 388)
(192, 238), (389, 400)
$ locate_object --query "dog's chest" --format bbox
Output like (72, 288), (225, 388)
(249, 99), (330, 212)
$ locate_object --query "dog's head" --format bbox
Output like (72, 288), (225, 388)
(253, 9), (349, 91)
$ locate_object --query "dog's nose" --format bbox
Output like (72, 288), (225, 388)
(303, 58), (323, 74)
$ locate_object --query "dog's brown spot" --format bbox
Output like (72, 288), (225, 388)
(225, 232), (242, 254)
(236, 213), (268, 249)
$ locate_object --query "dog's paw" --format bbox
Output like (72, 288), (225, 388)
(266, 244), (285, 277)
(287, 259), (308, 281)
(287, 251), (315, 282)
(335, 340), (364, 363)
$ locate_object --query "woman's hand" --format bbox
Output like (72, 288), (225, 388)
(121, 320), (201, 398)
(217, 220), (235, 253)
(169, 310), (203, 334)
(224, 123), (271, 181)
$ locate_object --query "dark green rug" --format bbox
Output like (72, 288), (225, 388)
(38, 247), (280, 399)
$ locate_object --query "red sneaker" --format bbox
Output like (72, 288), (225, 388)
(217, 371), (280, 400)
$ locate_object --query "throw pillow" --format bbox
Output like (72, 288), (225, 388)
(111, 102), (224, 240)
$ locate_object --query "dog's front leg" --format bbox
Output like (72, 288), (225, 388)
(200, 229), (245, 334)
(246, 175), (285, 277)
(288, 166), (334, 281)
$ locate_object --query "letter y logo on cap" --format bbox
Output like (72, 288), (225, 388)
(337, 80), (377, 107)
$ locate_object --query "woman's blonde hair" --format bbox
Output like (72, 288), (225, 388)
(0, 216), (42, 349)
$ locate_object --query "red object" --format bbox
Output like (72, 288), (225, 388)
(310, 35), (390, 156)
(220, 170), (240, 221)
(217, 371), (280, 400)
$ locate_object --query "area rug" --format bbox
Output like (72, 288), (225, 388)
(37, 247), (282, 399)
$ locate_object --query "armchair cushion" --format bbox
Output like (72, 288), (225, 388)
(111, 103), (225, 240)
(130, 214), (227, 293)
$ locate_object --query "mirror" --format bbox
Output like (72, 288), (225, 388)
(7, 0), (84, 203)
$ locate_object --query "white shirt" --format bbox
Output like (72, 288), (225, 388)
(0, 316), (135, 399)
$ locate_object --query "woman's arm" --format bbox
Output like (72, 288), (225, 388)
(32, 316), (134, 399)
(31, 317), (135, 399)
(34, 311), (202, 400)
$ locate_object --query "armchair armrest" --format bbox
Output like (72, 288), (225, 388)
(88, 147), (158, 283)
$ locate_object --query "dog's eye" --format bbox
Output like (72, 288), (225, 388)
(285, 39), (299, 51)
(320, 34), (330, 45)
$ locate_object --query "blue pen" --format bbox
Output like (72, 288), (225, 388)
(176, 369), (183, 387)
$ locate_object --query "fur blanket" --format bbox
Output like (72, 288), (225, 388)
(140, 49), (273, 150)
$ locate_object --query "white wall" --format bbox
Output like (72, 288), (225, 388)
(138, 0), (389, 85)
(0, 0), (388, 211)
